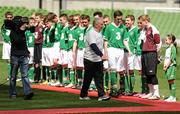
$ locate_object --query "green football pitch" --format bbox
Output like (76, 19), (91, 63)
(0, 44), (180, 112)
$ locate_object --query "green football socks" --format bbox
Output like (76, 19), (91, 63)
(170, 83), (176, 97)
(129, 74), (135, 93)
(110, 71), (117, 86)
(28, 67), (34, 81)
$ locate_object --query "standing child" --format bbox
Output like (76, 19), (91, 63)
(164, 34), (177, 102)
(25, 17), (36, 82)
(1, 12), (13, 80)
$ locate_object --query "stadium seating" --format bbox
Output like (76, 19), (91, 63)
(0, 6), (180, 39)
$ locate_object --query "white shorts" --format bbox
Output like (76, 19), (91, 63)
(42, 48), (53, 66)
(2, 42), (11, 60)
(68, 50), (73, 68)
(58, 49), (68, 66)
(134, 55), (142, 70)
(48, 47), (58, 66)
(124, 53), (141, 71)
(76, 49), (84, 68)
(102, 49), (109, 69)
(53, 42), (60, 59)
(108, 47), (125, 72)
(28, 47), (34, 64)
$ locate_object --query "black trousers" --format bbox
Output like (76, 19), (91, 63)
(33, 44), (42, 82)
(80, 59), (105, 97)
(142, 51), (159, 85)
(34, 44), (42, 64)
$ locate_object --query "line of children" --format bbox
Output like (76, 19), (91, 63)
(1, 11), (177, 102)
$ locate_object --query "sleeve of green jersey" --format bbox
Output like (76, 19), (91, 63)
(1, 25), (8, 41)
(123, 27), (129, 41)
(103, 25), (110, 41)
(73, 30), (78, 41)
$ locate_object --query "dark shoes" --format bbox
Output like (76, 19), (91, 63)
(24, 92), (34, 100)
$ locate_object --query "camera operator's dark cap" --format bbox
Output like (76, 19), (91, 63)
(13, 16), (29, 27)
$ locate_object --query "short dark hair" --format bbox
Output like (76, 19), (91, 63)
(46, 12), (57, 21)
(5, 11), (13, 18)
(60, 13), (68, 20)
(126, 15), (135, 21)
(93, 11), (103, 18)
(114, 10), (123, 18)
(35, 12), (43, 18)
(68, 15), (75, 25)
(81, 15), (90, 22)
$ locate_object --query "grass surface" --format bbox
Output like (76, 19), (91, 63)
(0, 85), (145, 110)
(0, 44), (179, 111)
(0, 44), (146, 110)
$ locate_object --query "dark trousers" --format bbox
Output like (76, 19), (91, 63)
(34, 44), (42, 82)
(10, 56), (32, 96)
(142, 51), (159, 85)
(34, 44), (42, 63)
(80, 59), (105, 97)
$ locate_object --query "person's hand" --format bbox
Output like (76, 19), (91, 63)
(163, 65), (168, 71)
(72, 61), (77, 69)
(101, 54), (108, 61)
(53, 58), (59, 66)
(128, 51), (133, 56)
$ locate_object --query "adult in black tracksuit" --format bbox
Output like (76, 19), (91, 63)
(4, 16), (34, 100)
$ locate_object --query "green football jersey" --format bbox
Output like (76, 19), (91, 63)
(1, 25), (11, 43)
(59, 25), (69, 50)
(54, 23), (63, 42)
(127, 26), (140, 54)
(25, 30), (35, 47)
(43, 26), (55, 48)
(84, 25), (93, 35)
(102, 25), (107, 36)
(42, 28), (47, 48)
(103, 22), (128, 48)
(67, 26), (77, 50)
(164, 44), (176, 66)
(74, 26), (86, 49)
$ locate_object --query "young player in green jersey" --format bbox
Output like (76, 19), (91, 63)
(65, 15), (77, 88)
(73, 14), (86, 89)
(164, 34), (177, 102)
(102, 15), (111, 92)
(46, 13), (64, 87)
(124, 15), (141, 95)
(25, 17), (36, 82)
(1, 12), (13, 80)
(42, 16), (57, 85)
(103, 10), (130, 97)
(58, 14), (69, 86)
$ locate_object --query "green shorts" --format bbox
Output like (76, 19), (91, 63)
(165, 66), (176, 80)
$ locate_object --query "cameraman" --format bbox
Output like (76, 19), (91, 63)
(4, 16), (34, 100)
